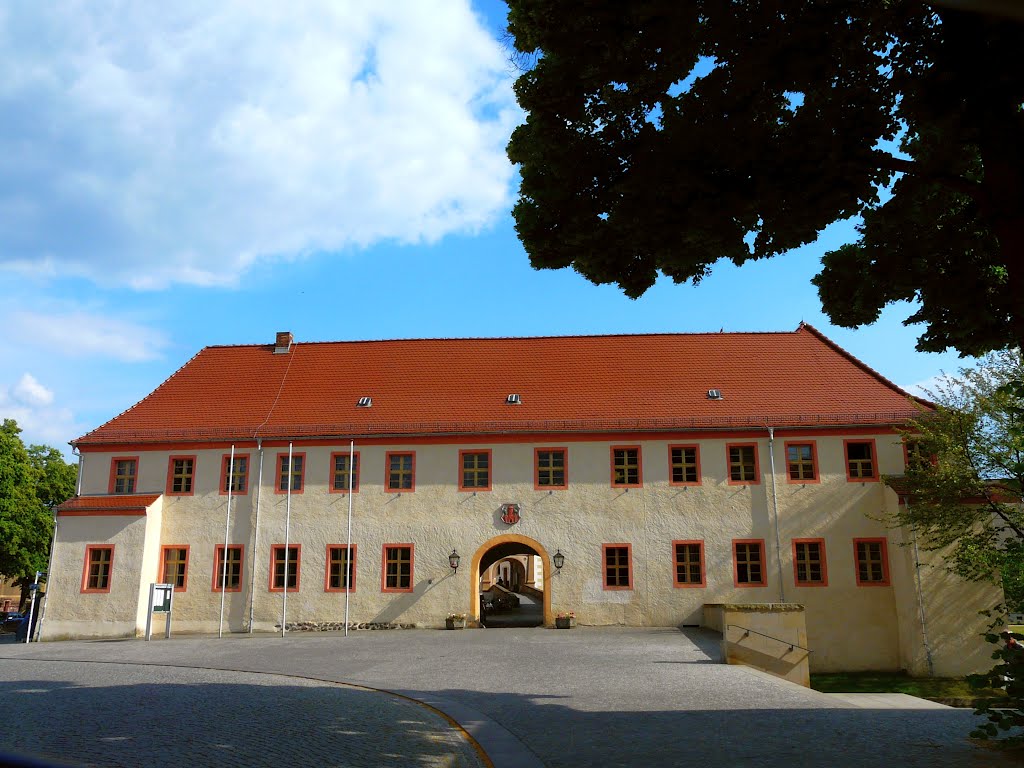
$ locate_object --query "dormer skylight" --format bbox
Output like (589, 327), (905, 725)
(707, 389), (723, 400)
(357, 396), (372, 408)
(506, 393), (522, 405)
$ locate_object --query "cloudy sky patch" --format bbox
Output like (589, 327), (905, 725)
(11, 373), (54, 406)
(8, 309), (170, 362)
(0, 1), (519, 289)
(0, 0), (977, 456)
(0, 373), (82, 447)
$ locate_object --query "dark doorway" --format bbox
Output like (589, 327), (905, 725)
(478, 543), (544, 628)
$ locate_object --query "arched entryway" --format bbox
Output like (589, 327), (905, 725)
(470, 534), (553, 627)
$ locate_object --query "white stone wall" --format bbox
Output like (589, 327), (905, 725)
(48, 431), (1001, 673)
(43, 499), (162, 639)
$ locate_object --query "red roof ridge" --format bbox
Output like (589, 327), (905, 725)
(201, 328), (806, 349)
(796, 323), (934, 411)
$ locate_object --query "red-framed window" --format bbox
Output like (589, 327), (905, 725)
(325, 545), (356, 592)
(602, 543), (633, 590)
(903, 439), (933, 471)
(385, 452), (415, 492)
(610, 446), (642, 488)
(269, 545), (301, 592)
(727, 443), (759, 485)
(160, 545), (190, 591)
(329, 451), (360, 493)
(276, 453), (306, 493)
(166, 455), (197, 496)
(220, 453), (250, 495)
(382, 544), (414, 592)
(535, 447), (568, 490)
(845, 439), (879, 481)
(212, 545), (244, 592)
(854, 538), (891, 586)
(792, 538), (827, 587)
(672, 540), (705, 587)
(459, 450), (492, 491)
(108, 457), (139, 494)
(82, 546), (114, 593)
(784, 442), (819, 484)
(733, 539), (766, 587)
(668, 445), (701, 486)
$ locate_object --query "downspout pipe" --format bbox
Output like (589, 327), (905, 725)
(36, 501), (64, 641)
(74, 445), (83, 496)
(219, 445), (234, 638)
(904, 496), (936, 676)
(248, 439), (264, 633)
(767, 427), (785, 603)
(39, 447), (78, 640)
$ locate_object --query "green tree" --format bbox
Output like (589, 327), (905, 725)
(27, 444), (78, 513)
(886, 349), (1024, 601)
(884, 351), (1024, 739)
(0, 420), (74, 599)
(505, 1), (1024, 355)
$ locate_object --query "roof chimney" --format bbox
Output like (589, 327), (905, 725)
(274, 331), (293, 354)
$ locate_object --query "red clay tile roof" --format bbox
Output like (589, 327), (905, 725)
(57, 495), (161, 514)
(74, 324), (929, 446)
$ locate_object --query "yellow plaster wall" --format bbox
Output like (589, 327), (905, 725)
(52, 433), (1000, 674)
(42, 500), (162, 639)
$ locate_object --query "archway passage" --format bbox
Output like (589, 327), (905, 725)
(470, 535), (553, 628)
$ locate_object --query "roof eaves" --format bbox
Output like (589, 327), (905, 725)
(73, 410), (925, 447)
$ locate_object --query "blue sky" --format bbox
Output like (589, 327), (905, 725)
(0, 0), (970, 454)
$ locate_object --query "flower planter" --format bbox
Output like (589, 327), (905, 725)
(445, 618), (466, 630)
(555, 616), (576, 629)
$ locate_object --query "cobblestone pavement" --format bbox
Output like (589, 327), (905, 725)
(1, 627), (1017, 768)
(0, 657), (486, 768)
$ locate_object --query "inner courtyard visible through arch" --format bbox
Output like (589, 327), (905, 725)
(477, 541), (544, 628)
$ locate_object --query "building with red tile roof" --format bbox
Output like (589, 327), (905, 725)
(41, 326), (997, 679)
(75, 323), (924, 445)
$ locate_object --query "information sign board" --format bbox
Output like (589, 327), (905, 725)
(152, 584), (174, 613)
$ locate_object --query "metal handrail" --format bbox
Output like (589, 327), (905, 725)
(727, 623), (812, 654)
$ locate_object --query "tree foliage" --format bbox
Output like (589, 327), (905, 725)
(505, 1), (1024, 355)
(0, 419), (75, 585)
(969, 615), (1024, 743)
(884, 350), (1024, 604)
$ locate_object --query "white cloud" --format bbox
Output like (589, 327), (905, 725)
(0, 375), (82, 451)
(8, 310), (169, 362)
(0, 1), (519, 289)
(901, 374), (947, 400)
(12, 373), (54, 407)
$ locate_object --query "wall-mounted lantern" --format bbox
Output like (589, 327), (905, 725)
(552, 549), (565, 572)
(448, 549), (461, 573)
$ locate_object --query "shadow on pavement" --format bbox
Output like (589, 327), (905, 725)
(0, 674), (484, 768)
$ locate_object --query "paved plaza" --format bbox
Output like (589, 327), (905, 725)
(0, 627), (1015, 767)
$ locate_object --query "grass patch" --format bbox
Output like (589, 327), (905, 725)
(810, 671), (1004, 703)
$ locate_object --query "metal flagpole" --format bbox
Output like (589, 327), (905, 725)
(282, 442), (292, 638)
(219, 445), (234, 638)
(345, 440), (354, 637)
(248, 439), (264, 633)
